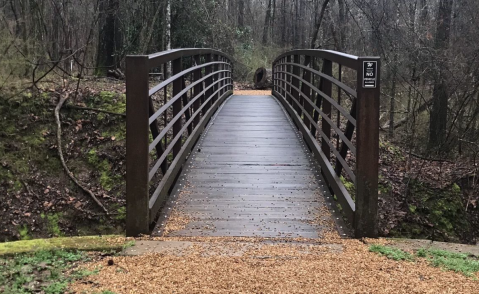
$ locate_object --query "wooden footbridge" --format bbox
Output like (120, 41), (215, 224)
(126, 49), (380, 238)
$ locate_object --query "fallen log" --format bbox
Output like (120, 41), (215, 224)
(254, 67), (273, 89)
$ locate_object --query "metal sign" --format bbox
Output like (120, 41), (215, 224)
(363, 61), (377, 88)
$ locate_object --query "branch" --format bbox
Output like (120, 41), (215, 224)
(55, 93), (109, 214)
(65, 104), (126, 117)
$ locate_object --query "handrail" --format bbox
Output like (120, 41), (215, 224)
(126, 48), (233, 236)
(272, 49), (380, 238)
(274, 63), (357, 98)
(273, 49), (359, 70)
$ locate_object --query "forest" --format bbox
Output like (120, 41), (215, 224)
(0, 0), (477, 244)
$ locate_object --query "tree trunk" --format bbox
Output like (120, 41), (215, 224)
(254, 67), (273, 89)
(238, 0), (245, 28)
(96, 0), (119, 76)
(428, 0), (454, 150)
(338, 0), (346, 51)
(310, 0), (330, 49)
(281, 0), (286, 45)
(262, 0), (272, 45)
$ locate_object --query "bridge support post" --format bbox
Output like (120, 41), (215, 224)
(126, 56), (150, 237)
(354, 57), (381, 238)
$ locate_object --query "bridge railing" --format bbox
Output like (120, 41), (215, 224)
(272, 50), (380, 237)
(126, 49), (234, 236)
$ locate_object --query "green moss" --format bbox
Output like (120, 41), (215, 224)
(336, 203), (343, 212)
(0, 235), (125, 256)
(340, 176), (355, 200)
(378, 182), (391, 195)
(452, 183), (461, 193)
(380, 140), (405, 160)
(115, 207), (126, 221)
(18, 225), (31, 241)
(0, 249), (98, 293)
(392, 179), (470, 242)
(102, 126), (126, 141)
(43, 213), (64, 237)
(408, 205), (417, 213)
(86, 91), (126, 121)
(87, 149), (119, 191)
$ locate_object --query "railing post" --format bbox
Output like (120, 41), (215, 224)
(321, 59), (333, 160)
(126, 55), (150, 237)
(354, 57), (380, 238)
(172, 57), (183, 158)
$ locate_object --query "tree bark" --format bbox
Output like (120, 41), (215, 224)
(262, 0), (273, 45)
(428, 0), (454, 149)
(238, 0), (245, 28)
(96, 0), (120, 75)
(310, 0), (330, 49)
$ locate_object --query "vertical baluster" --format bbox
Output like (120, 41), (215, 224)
(163, 63), (168, 151)
(292, 55), (301, 114)
(321, 59), (333, 161)
(193, 55), (202, 127)
(231, 59), (234, 91)
(148, 98), (167, 174)
(283, 57), (286, 99)
(218, 56), (222, 95)
(302, 56), (313, 130)
(204, 54), (213, 113)
(182, 66), (192, 136)
(337, 64), (342, 151)
(172, 58), (183, 159)
(286, 55), (292, 105)
(335, 102), (356, 177)
(213, 55), (219, 103)
(310, 57), (317, 136)
(272, 61), (276, 93)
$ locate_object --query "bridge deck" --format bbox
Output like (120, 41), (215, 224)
(154, 95), (338, 238)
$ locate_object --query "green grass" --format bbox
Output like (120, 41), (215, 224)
(369, 244), (415, 261)
(0, 249), (93, 294)
(370, 245), (479, 277)
(417, 249), (479, 277)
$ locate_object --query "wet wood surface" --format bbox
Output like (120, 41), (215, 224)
(153, 95), (337, 238)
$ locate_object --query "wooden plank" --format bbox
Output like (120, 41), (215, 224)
(153, 95), (339, 238)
